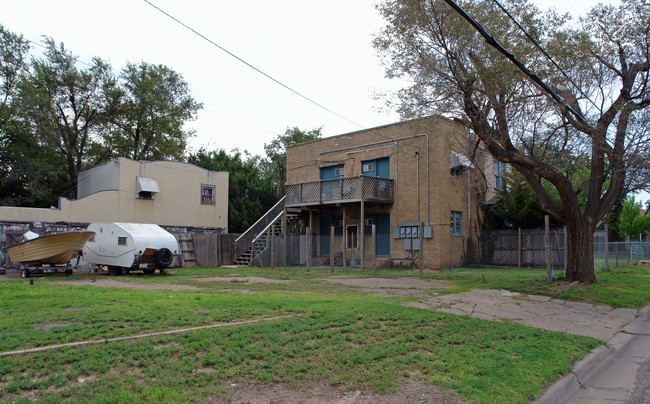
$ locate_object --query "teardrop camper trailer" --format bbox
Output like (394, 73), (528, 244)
(83, 222), (181, 275)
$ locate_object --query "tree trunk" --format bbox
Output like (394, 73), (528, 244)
(564, 219), (597, 283)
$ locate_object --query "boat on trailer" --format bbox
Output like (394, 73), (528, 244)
(6, 231), (95, 278)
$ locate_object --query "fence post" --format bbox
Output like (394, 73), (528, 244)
(563, 226), (569, 274)
(330, 226), (335, 273)
(306, 226), (311, 270)
(604, 224), (609, 271)
(342, 206), (347, 269)
(518, 227), (522, 268)
(545, 216), (552, 281)
(372, 224), (376, 277)
(360, 194), (365, 271)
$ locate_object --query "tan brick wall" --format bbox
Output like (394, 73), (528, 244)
(287, 116), (487, 268)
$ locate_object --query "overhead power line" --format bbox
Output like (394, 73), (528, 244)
(491, 0), (599, 111)
(143, 0), (364, 129)
(441, 0), (587, 124)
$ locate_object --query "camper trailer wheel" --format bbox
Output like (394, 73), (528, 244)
(108, 266), (121, 276)
(21, 268), (30, 278)
(155, 248), (173, 268)
(65, 268), (73, 275)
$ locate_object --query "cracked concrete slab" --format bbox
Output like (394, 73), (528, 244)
(409, 289), (635, 341)
(536, 304), (650, 404)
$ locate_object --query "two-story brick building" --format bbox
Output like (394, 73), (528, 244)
(282, 115), (501, 269)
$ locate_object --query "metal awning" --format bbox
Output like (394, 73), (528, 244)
(450, 151), (474, 169)
(136, 177), (160, 194)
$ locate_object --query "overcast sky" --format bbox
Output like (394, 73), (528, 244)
(3, 0), (613, 159)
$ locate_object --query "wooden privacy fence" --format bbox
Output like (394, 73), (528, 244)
(458, 227), (568, 269)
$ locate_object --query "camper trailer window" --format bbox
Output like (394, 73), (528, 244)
(118, 237), (127, 245)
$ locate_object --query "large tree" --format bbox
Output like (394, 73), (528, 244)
(100, 62), (201, 162)
(261, 126), (322, 197)
(375, 0), (650, 282)
(17, 38), (117, 196)
(188, 149), (277, 233)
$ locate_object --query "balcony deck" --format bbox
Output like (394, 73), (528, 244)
(285, 176), (393, 207)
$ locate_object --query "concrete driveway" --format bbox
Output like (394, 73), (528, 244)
(408, 288), (637, 341)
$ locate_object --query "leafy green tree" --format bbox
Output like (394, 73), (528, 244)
(485, 172), (565, 229)
(375, 0), (650, 283)
(188, 148), (277, 233)
(17, 38), (117, 196)
(0, 24), (34, 205)
(618, 197), (650, 240)
(261, 127), (322, 197)
(98, 62), (201, 163)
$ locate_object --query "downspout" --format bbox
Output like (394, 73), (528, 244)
(467, 129), (471, 238)
(415, 151), (420, 224)
(423, 134), (430, 226)
(395, 141), (399, 224)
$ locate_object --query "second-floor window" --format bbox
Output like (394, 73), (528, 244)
(494, 161), (507, 190)
(451, 211), (463, 235)
(201, 184), (216, 205)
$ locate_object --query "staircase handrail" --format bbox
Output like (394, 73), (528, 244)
(253, 211), (285, 244)
(235, 196), (286, 254)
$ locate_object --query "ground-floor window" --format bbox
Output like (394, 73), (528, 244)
(451, 211), (463, 235)
(346, 225), (358, 250)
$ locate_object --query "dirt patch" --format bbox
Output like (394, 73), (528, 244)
(364, 288), (437, 297)
(49, 279), (198, 291)
(34, 323), (82, 332)
(64, 306), (88, 311)
(208, 380), (467, 404)
(320, 277), (450, 289)
(197, 276), (293, 284)
(550, 281), (587, 291)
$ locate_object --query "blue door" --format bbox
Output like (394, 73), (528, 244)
(365, 213), (390, 256)
(320, 216), (330, 255)
(362, 157), (389, 178)
(320, 164), (343, 201)
(320, 216), (342, 255)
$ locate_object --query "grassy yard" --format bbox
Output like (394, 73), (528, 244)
(1, 264), (647, 403)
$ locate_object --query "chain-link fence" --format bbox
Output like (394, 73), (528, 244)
(594, 240), (650, 271)
(448, 228), (567, 270)
(251, 232), (413, 270)
(249, 228), (647, 273)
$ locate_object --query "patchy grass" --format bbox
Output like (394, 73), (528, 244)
(1, 265), (633, 403)
(426, 265), (650, 309)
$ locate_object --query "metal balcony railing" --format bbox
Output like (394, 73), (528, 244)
(285, 176), (393, 207)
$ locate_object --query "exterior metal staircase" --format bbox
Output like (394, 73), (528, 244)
(234, 196), (299, 266)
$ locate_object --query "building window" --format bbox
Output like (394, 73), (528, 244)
(494, 161), (507, 190)
(346, 225), (358, 250)
(451, 211), (463, 235)
(362, 163), (375, 173)
(136, 176), (159, 199)
(201, 184), (216, 205)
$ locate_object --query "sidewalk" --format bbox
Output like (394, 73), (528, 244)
(536, 305), (650, 403)
(410, 289), (650, 403)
